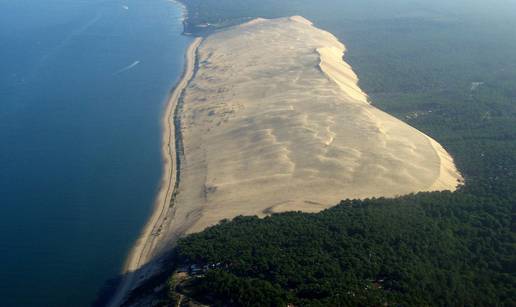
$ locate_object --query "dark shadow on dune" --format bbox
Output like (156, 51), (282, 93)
(92, 250), (179, 307)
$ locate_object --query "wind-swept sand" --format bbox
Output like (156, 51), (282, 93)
(109, 37), (202, 307)
(114, 16), (464, 305)
(161, 16), (463, 237)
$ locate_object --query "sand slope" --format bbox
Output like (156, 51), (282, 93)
(162, 16), (462, 237)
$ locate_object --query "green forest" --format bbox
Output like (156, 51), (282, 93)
(135, 0), (516, 305)
(174, 193), (513, 306)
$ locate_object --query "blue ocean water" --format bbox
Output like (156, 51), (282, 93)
(0, 0), (191, 305)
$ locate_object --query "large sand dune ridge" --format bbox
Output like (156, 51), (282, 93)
(162, 16), (463, 238)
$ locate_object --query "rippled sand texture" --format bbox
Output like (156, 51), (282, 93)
(168, 16), (462, 235)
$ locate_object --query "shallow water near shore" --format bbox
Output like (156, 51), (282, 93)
(0, 0), (190, 305)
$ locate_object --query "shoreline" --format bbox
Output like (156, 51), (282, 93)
(108, 36), (202, 307)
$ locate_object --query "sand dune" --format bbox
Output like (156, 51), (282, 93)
(161, 16), (463, 239)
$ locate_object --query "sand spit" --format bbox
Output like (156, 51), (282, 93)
(109, 37), (202, 307)
(160, 16), (462, 237)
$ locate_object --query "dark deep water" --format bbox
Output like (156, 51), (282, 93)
(0, 0), (191, 305)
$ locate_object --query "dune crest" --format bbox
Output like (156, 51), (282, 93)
(159, 16), (463, 240)
(289, 15), (313, 25)
(317, 46), (369, 104)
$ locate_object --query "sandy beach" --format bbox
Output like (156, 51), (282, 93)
(109, 37), (202, 307)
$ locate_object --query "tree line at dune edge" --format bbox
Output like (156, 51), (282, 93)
(124, 1), (515, 305)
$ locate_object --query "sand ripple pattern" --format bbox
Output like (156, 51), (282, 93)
(168, 16), (462, 235)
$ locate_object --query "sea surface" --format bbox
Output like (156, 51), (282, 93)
(0, 0), (191, 305)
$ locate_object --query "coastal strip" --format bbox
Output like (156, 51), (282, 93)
(109, 37), (202, 307)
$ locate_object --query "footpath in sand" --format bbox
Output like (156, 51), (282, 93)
(162, 16), (463, 238)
